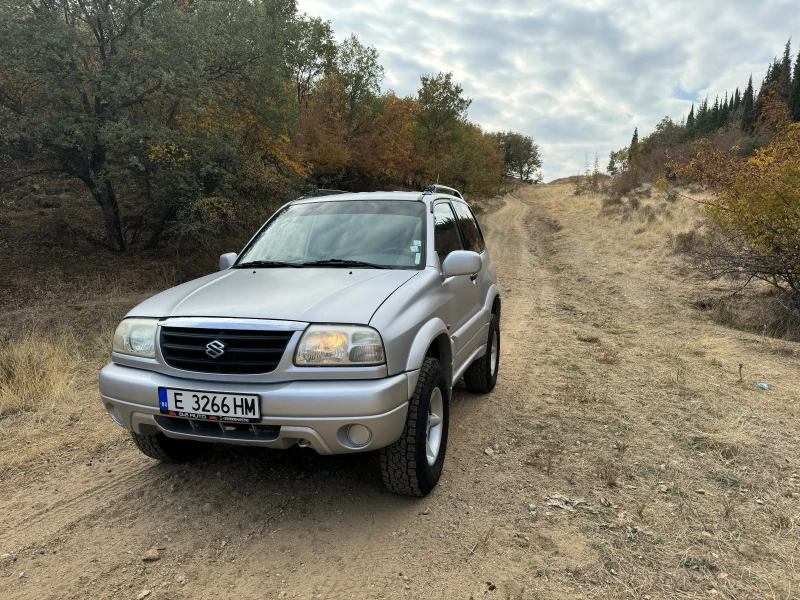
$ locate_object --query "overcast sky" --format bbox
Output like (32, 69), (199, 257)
(296, 0), (800, 181)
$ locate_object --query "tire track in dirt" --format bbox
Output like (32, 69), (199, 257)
(0, 458), (164, 551)
(312, 192), (563, 599)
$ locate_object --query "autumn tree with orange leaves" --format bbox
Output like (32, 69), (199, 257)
(678, 123), (800, 299)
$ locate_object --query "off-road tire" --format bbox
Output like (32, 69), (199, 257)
(379, 357), (448, 496)
(464, 313), (499, 393)
(130, 431), (207, 463)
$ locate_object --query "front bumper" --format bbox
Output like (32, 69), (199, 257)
(99, 363), (412, 454)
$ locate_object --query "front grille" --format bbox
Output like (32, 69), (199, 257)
(160, 327), (294, 375)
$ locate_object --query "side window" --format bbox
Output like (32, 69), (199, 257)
(452, 201), (485, 252)
(433, 203), (463, 264)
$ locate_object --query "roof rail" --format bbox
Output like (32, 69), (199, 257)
(422, 184), (464, 199)
(299, 188), (349, 199)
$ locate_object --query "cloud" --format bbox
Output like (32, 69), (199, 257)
(297, 0), (800, 180)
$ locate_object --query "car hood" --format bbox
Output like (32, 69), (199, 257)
(127, 268), (418, 325)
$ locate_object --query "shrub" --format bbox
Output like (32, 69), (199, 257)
(672, 230), (700, 254)
(678, 124), (800, 300)
(601, 196), (624, 212)
(607, 169), (639, 197)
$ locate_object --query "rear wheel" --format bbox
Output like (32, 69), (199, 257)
(130, 431), (207, 463)
(379, 357), (449, 496)
(464, 313), (500, 393)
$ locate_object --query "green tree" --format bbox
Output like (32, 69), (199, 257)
(0, 0), (298, 251)
(779, 39), (792, 101)
(335, 34), (384, 143)
(790, 49), (800, 122)
(493, 131), (542, 182)
(686, 104), (695, 136)
(742, 76), (757, 133)
(607, 148), (628, 175)
(416, 72), (472, 150)
(628, 127), (639, 165)
(287, 15), (337, 106)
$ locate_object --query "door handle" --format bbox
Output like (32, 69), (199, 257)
(469, 273), (478, 282)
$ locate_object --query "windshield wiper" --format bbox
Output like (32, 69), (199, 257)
(300, 259), (391, 269)
(234, 260), (302, 269)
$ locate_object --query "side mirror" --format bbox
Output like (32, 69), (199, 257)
(442, 250), (481, 278)
(219, 252), (237, 271)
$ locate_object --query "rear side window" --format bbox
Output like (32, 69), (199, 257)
(452, 201), (485, 252)
(433, 203), (463, 264)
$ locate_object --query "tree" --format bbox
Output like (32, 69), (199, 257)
(686, 104), (695, 136)
(742, 76), (757, 133)
(790, 49), (800, 122)
(679, 124), (800, 298)
(590, 152), (602, 194)
(293, 76), (351, 184)
(287, 15), (337, 106)
(779, 39), (792, 101)
(0, 0), (298, 251)
(436, 124), (504, 195)
(607, 148), (628, 175)
(416, 72), (472, 151)
(628, 128), (640, 166)
(335, 34), (384, 143)
(349, 94), (420, 187)
(493, 131), (542, 182)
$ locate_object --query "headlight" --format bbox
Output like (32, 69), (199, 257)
(295, 325), (385, 366)
(112, 318), (158, 358)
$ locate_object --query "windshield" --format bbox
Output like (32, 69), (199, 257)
(236, 200), (426, 269)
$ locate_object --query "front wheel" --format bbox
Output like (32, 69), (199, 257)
(464, 313), (500, 393)
(379, 357), (449, 496)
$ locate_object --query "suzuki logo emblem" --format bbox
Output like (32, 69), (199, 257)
(205, 340), (226, 359)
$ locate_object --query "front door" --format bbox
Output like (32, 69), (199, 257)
(433, 202), (481, 366)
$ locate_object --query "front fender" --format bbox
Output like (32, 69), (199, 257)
(405, 318), (452, 392)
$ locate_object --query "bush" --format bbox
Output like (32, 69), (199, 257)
(672, 230), (700, 254)
(607, 169), (639, 197)
(678, 124), (800, 300)
(601, 196), (624, 212)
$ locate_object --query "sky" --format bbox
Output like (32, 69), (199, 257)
(296, 0), (800, 181)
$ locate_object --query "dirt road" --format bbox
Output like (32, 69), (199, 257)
(2, 185), (799, 599)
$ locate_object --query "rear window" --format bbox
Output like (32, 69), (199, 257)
(452, 201), (485, 252)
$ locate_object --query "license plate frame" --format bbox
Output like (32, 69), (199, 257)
(158, 388), (261, 424)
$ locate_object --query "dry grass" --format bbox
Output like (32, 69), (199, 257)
(509, 184), (800, 598)
(0, 333), (75, 417)
(0, 307), (126, 478)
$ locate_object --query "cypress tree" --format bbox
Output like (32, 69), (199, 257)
(686, 104), (695, 135)
(628, 127), (639, 165)
(696, 97), (709, 135)
(721, 92), (729, 125)
(711, 96), (720, 128)
(742, 75), (756, 133)
(780, 39), (792, 100)
(791, 49), (800, 122)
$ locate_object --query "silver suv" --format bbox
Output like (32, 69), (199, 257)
(99, 186), (500, 496)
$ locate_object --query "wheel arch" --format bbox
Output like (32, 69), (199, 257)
(491, 292), (501, 322)
(405, 318), (453, 390)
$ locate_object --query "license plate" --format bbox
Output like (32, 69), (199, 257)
(158, 388), (261, 423)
